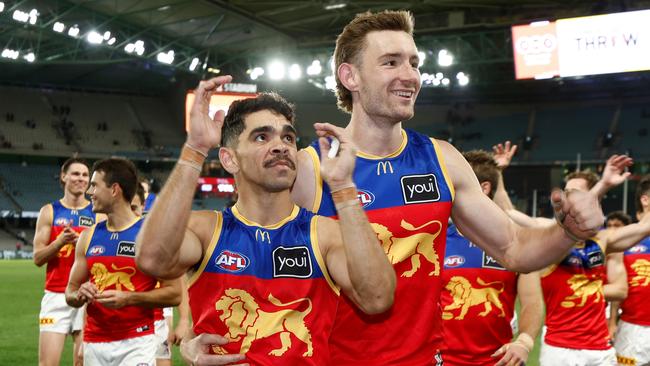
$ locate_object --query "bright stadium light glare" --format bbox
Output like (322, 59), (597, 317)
(87, 31), (103, 44)
(53, 22), (65, 32)
(268, 61), (285, 80)
(288, 63), (301, 80)
(24, 52), (35, 63)
(441, 77), (450, 86)
(28, 9), (38, 24)
(103, 31), (111, 40)
(436, 72), (443, 79)
(124, 44), (135, 53)
(107, 37), (116, 45)
(13, 9), (29, 22)
(432, 78), (441, 86)
(306, 60), (322, 76)
(438, 49), (453, 67)
(1, 48), (19, 59)
(189, 57), (200, 71)
(325, 75), (337, 91)
(156, 50), (175, 64)
(418, 51), (426, 67)
(0, 2), (5, 13)
(249, 66), (264, 80)
(68, 25), (80, 37)
(456, 71), (470, 86)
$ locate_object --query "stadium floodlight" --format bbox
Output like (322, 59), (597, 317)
(324, 2), (347, 10)
(249, 66), (264, 80)
(124, 44), (135, 53)
(23, 52), (35, 63)
(107, 37), (116, 45)
(1, 48), (19, 59)
(268, 61), (285, 80)
(53, 22), (65, 33)
(135, 41), (145, 55)
(103, 31), (111, 40)
(418, 51), (426, 67)
(436, 72), (443, 79)
(288, 63), (301, 80)
(28, 9), (38, 24)
(68, 25), (80, 37)
(324, 75), (337, 91)
(441, 77), (450, 86)
(13, 9), (29, 22)
(87, 31), (103, 45)
(432, 78), (441, 86)
(156, 50), (175, 64)
(438, 49), (453, 67)
(456, 71), (469, 86)
(189, 57), (200, 71)
(306, 60), (322, 76)
(0, 2), (4, 13)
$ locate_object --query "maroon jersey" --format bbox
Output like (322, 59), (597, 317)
(620, 237), (650, 326)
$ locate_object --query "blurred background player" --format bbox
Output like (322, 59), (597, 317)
(65, 158), (181, 366)
(613, 176), (650, 366)
(139, 177), (157, 215)
(441, 143), (543, 366)
(498, 155), (650, 366)
(137, 82), (396, 365)
(33, 157), (96, 366)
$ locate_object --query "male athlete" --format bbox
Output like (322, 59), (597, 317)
(136, 86), (396, 365)
(614, 176), (650, 366)
(33, 157), (96, 366)
(65, 158), (181, 365)
(440, 144), (543, 366)
(498, 158), (650, 365)
(289, 10), (604, 365)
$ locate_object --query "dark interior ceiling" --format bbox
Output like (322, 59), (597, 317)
(0, 0), (649, 102)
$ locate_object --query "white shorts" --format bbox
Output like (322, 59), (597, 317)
(154, 318), (171, 359)
(540, 341), (617, 366)
(39, 291), (84, 334)
(83, 334), (156, 366)
(614, 320), (650, 366)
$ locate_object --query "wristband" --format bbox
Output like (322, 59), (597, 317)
(181, 144), (207, 165)
(514, 333), (534, 352)
(184, 142), (208, 158)
(335, 199), (360, 211)
(331, 186), (357, 203)
(178, 159), (202, 173)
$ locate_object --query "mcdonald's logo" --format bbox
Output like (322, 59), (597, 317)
(376, 161), (394, 175)
(255, 229), (271, 244)
(110, 232), (119, 241)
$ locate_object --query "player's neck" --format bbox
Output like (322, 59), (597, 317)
(348, 113), (403, 157)
(105, 202), (138, 231)
(232, 187), (295, 227)
(61, 192), (88, 208)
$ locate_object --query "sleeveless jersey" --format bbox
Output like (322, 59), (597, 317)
(620, 236), (650, 326)
(541, 239), (611, 350)
(188, 206), (339, 366)
(144, 193), (156, 214)
(307, 129), (454, 365)
(45, 200), (95, 292)
(441, 223), (518, 366)
(83, 218), (157, 342)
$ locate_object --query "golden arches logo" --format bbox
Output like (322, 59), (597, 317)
(560, 274), (603, 308)
(214, 288), (313, 357)
(90, 263), (137, 292)
(371, 219), (442, 277)
(255, 229), (271, 244)
(630, 259), (650, 287)
(376, 161), (394, 176)
(442, 276), (506, 320)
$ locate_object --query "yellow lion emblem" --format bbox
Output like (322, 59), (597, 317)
(630, 259), (650, 287)
(214, 288), (313, 357)
(442, 276), (505, 320)
(561, 274), (603, 308)
(90, 263), (137, 292)
(58, 243), (75, 258)
(371, 219), (442, 277)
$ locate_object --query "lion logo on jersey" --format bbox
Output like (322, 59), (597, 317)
(214, 288), (313, 357)
(630, 259), (650, 287)
(90, 263), (137, 292)
(561, 274), (603, 308)
(371, 219), (442, 277)
(441, 276), (505, 320)
(58, 243), (75, 258)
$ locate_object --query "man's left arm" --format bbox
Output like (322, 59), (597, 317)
(94, 277), (182, 309)
(604, 214), (650, 253)
(493, 271), (543, 366)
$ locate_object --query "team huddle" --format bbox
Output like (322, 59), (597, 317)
(33, 10), (650, 366)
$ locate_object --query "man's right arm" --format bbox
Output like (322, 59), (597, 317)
(65, 229), (93, 307)
(33, 204), (67, 267)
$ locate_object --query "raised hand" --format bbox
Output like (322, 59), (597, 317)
(551, 189), (603, 241)
(314, 122), (357, 191)
(600, 154), (633, 188)
(492, 141), (518, 170)
(187, 75), (233, 155)
(180, 333), (247, 366)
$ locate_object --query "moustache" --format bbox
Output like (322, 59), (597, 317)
(264, 155), (296, 170)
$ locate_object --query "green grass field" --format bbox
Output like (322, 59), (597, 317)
(0, 260), (542, 365)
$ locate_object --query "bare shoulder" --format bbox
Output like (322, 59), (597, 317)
(37, 203), (53, 222)
(187, 210), (221, 247)
(433, 138), (478, 191)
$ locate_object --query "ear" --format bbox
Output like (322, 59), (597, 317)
(338, 63), (359, 93)
(219, 147), (240, 175)
(479, 181), (492, 197)
(641, 194), (650, 208)
(111, 183), (122, 199)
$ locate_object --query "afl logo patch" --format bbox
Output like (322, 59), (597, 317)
(444, 255), (465, 268)
(88, 245), (105, 256)
(215, 250), (249, 273)
(357, 190), (375, 208)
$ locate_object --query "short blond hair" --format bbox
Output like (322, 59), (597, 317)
(334, 10), (414, 113)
